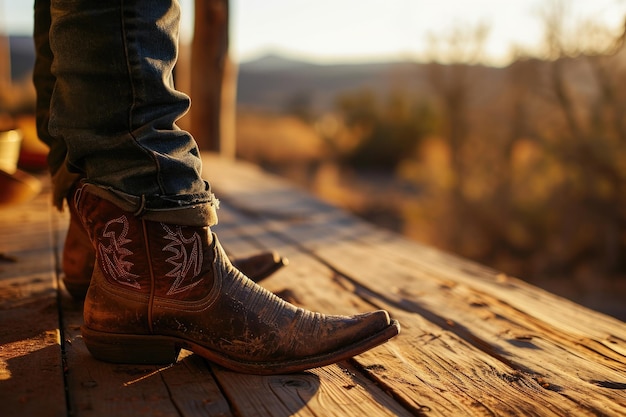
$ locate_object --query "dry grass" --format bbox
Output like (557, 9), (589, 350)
(235, 110), (626, 321)
(235, 111), (328, 163)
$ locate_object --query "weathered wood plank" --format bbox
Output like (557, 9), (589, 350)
(62, 307), (234, 417)
(5, 157), (623, 417)
(213, 363), (413, 417)
(0, 181), (67, 417)
(202, 154), (626, 416)
(213, 196), (578, 416)
(160, 352), (234, 417)
(61, 297), (183, 416)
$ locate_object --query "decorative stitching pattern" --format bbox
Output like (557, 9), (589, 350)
(98, 215), (141, 289)
(162, 224), (203, 295)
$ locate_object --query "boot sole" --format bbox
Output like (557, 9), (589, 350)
(80, 320), (400, 375)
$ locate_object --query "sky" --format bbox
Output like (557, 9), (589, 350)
(1, 0), (625, 66)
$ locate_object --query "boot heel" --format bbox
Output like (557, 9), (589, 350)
(81, 327), (181, 364)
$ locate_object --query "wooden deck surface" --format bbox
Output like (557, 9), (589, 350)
(1, 154), (625, 416)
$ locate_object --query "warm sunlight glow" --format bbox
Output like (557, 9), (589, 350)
(2, 0), (624, 65)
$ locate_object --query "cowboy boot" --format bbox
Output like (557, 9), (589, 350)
(75, 183), (399, 374)
(63, 199), (288, 299)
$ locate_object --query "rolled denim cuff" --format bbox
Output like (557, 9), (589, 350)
(80, 182), (219, 227)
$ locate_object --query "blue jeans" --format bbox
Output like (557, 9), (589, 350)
(33, 0), (218, 226)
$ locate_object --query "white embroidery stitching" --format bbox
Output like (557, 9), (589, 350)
(162, 224), (203, 295)
(98, 215), (141, 289)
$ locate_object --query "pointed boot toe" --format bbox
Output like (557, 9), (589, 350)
(245, 309), (400, 375)
(177, 241), (400, 373)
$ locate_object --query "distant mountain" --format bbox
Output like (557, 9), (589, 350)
(7, 38), (430, 113)
(237, 54), (433, 113)
(235, 53), (520, 114)
(240, 53), (318, 71)
(4, 37), (524, 116)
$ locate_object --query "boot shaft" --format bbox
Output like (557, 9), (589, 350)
(75, 183), (214, 300)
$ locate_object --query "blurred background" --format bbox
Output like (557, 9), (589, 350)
(1, 0), (625, 319)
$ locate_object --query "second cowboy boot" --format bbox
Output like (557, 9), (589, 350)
(76, 183), (400, 374)
(63, 197), (288, 299)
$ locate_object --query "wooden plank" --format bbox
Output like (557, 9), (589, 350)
(213, 197), (576, 416)
(213, 363), (413, 417)
(7, 157), (621, 416)
(202, 154), (626, 416)
(160, 353), (234, 417)
(0, 181), (67, 417)
(61, 295), (183, 416)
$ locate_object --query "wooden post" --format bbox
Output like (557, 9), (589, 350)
(0, 5), (11, 94)
(190, 0), (236, 158)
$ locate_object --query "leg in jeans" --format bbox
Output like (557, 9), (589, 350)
(33, 0), (78, 207)
(41, 0), (399, 374)
(33, 0), (285, 297)
(48, 0), (212, 217)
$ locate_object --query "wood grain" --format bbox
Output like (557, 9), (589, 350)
(0, 181), (66, 417)
(2, 157), (624, 417)
(203, 153), (626, 416)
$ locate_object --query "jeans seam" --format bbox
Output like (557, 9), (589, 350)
(119, 0), (165, 195)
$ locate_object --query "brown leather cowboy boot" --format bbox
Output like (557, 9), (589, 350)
(75, 183), (399, 374)
(63, 197), (288, 299)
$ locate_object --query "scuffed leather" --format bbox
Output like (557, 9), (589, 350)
(77, 183), (394, 365)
